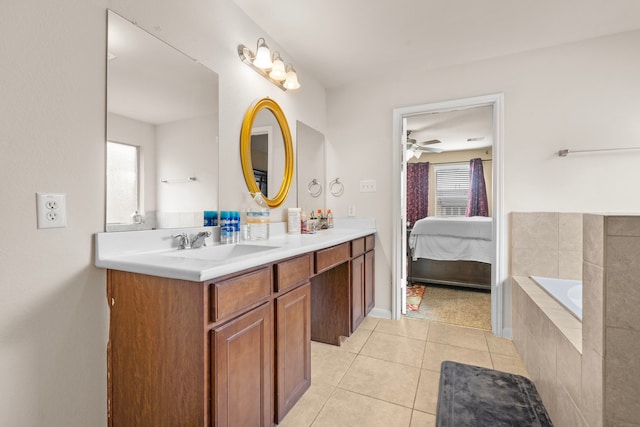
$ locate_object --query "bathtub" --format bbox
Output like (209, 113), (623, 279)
(530, 276), (582, 321)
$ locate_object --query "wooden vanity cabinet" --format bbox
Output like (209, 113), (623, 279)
(364, 235), (375, 315)
(106, 236), (372, 427)
(107, 270), (210, 427)
(274, 254), (312, 423)
(212, 301), (273, 427)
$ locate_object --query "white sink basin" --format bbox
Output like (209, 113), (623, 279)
(164, 244), (280, 262)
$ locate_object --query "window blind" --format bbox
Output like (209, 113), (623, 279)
(435, 163), (470, 216)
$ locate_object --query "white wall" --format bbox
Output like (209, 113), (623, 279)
(0, 0), (327, 425)
(156, 115), (218, 212)
(326, 30), (640, 329)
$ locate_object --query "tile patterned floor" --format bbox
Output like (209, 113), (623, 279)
(405, 284), (492, 330)
(278, 316), (527, 427)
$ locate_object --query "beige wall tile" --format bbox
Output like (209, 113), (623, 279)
(605, 236), (640, 330)
(560, 213), (584, 251)
(511, 212), (559, 249)
(583, 261), (604, 356)
(512, 247), (559, 277)
(559, 250), (583, 280)
(580, 345), (604, 427)
(584, 214), (605, 267)
(605, 327), (640, 424)
(605, 419), (640, 427)
(312, 388), (413, 427)
(557, 333), (583, 409)
(607, 216), (640, 237)
(554, 385), (589, 427)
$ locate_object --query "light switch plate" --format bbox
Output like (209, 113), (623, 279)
(359, 179), (376, 192)
(36, 193), (67, 229)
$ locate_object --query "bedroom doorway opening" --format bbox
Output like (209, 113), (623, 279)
(392, 94), (505, 336)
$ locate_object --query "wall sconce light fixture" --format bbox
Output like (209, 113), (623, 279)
(238, 37), (300, 91)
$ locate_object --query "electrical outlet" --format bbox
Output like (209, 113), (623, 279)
(36, 193), (67, 229)
(359, 179), (376, 192)
(348, 205), (356, 217)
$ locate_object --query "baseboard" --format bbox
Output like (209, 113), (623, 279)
(367, 307), (392, 319)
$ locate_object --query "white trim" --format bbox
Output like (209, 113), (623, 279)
(392, 93), (506, 336)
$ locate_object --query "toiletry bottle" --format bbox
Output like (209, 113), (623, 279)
(327, 209), (334, 228)
(247, 193), (270, 240)
(301, 210), (309, 233)
(219, 210), (232, 244)
(288, 208), (301, 234)
(232, 211), (240, 242)
(309, 210), (317, 232)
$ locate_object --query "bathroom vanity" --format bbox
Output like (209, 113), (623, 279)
(97, 226), (375, 426)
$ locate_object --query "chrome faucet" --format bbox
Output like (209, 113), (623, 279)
(172, 233), (191, 250)
(191, 231), (211, 249)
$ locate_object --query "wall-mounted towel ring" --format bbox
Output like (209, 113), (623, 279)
(308, 179), (322, 197)
(161, 176), (197, 184)
(329, 178), (344, 197)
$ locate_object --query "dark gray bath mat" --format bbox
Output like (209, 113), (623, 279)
(436, 361), (553, 427)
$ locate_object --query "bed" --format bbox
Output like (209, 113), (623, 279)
(408, 216), (492, 290)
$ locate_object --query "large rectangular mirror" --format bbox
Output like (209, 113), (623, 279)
(296, 121), (325, 212)
(106, 11), (219, 231)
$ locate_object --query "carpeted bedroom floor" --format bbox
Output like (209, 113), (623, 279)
(405, 284), (491, 330)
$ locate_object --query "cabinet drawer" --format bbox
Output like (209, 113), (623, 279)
(212, 267), (272, 321)
(365, 234), (375, 251)
(315, 242), (350, 274)
(275, 254), (311, 293)
(351, 238), (365, 257)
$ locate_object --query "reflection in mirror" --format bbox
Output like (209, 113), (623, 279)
(250, 109), (285, 200)
(240, 98), (293, 208)
(296, 121), (325, 212)
(106, 11), (219, 231)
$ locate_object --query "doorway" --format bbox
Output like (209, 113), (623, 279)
(392, 94), (506, 336)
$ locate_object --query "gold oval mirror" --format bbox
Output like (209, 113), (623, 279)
(240, 98), (294, 207)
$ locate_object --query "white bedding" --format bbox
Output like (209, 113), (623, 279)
(409, 216), (493, 263)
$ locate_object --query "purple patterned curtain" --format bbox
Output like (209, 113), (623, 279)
(466, 158), (489, 217)
(406, 162), (429, 227)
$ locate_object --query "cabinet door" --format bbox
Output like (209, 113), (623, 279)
(365, 250), (375, 315)
(275, 283), (311, 422)
(351, 254), (365, 332)
(213, 302), (272, 427)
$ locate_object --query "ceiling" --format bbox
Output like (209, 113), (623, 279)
(407, 106), (493, 153)
(233, 0), (640, 89)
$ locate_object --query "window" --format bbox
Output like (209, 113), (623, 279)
(434, 163), (470, 216)
(106, 141), (140, 224)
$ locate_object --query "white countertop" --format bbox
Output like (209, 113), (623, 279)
(95, 219), (376, 282)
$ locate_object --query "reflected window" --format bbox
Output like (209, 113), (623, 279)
(107, 141), (140, 224)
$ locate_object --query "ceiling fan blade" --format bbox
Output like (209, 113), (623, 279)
(416, 146), (443, 153)
(416, 139), (442, 147)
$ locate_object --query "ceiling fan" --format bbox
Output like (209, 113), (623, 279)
(406, 131), (443, 155)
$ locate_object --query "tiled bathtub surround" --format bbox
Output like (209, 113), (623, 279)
(510, 212), (583, 280)
(511, 213), (640, 427)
